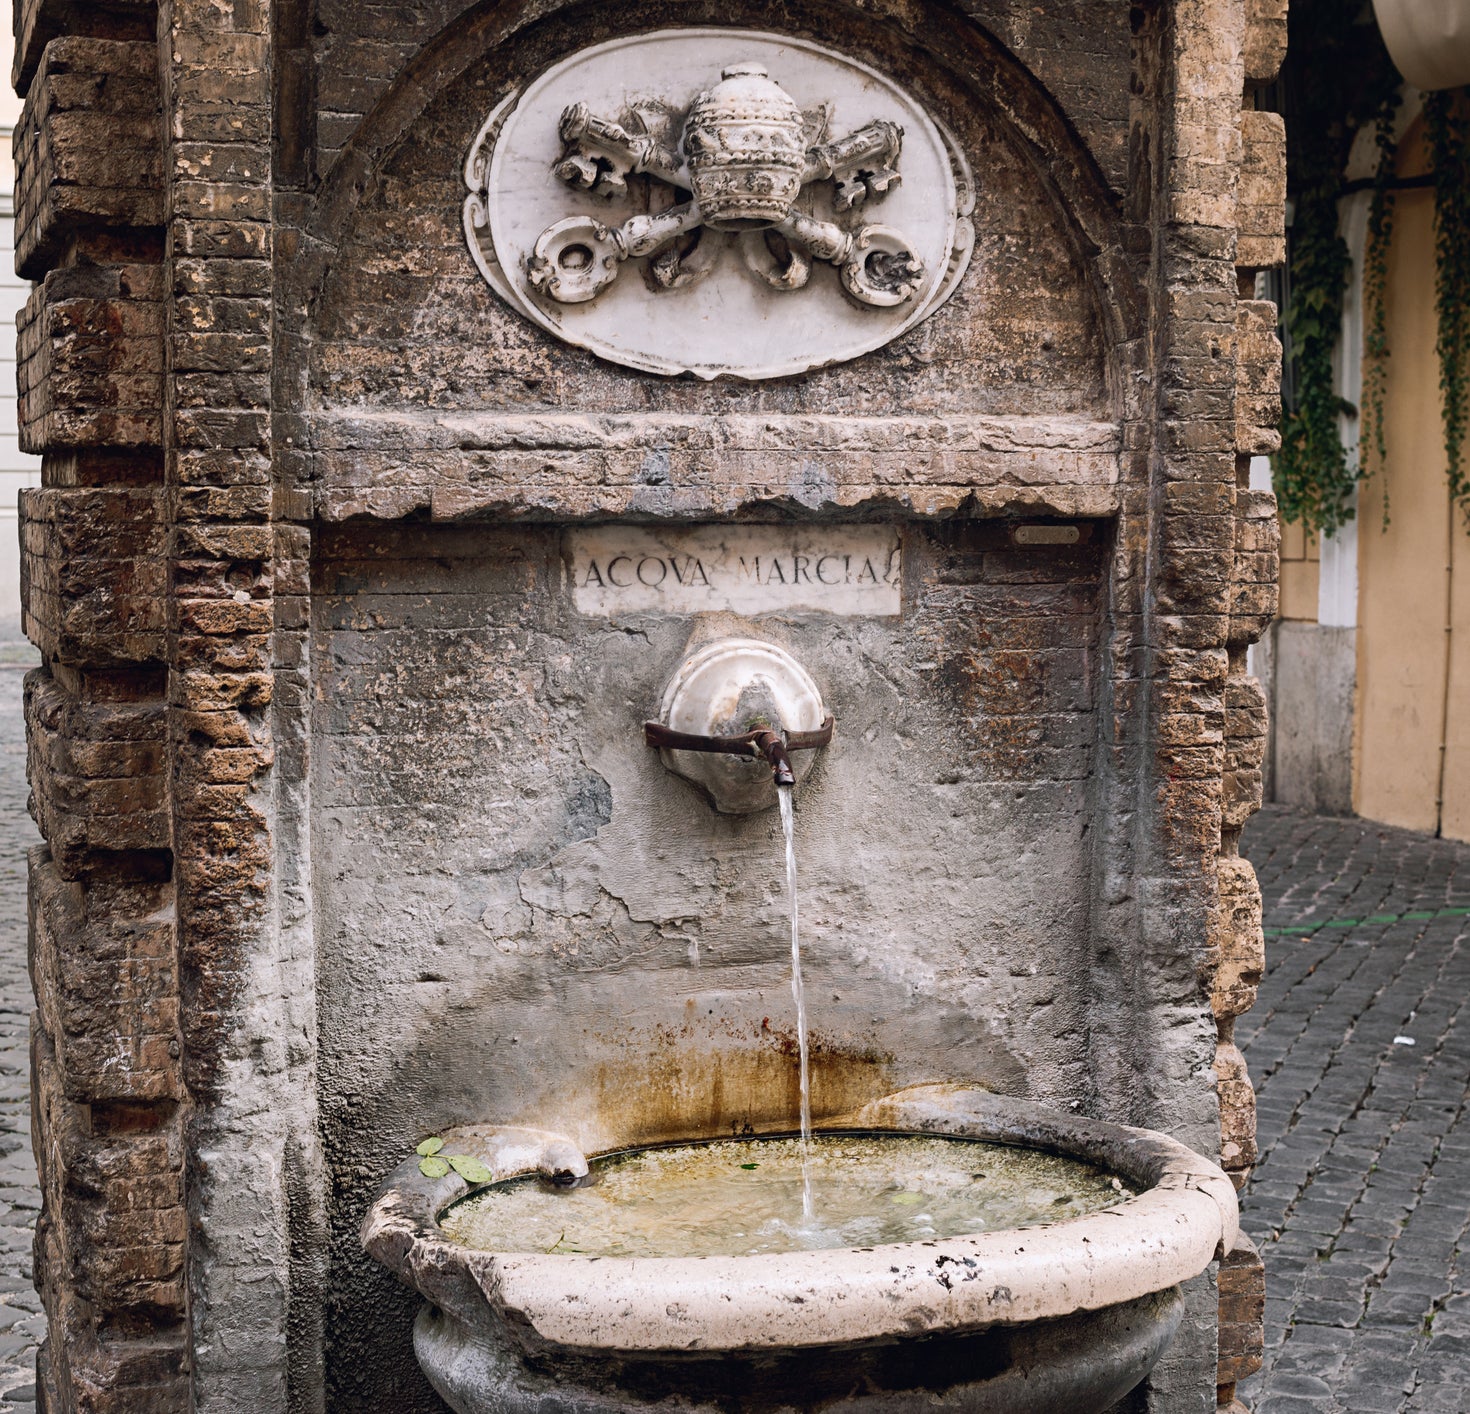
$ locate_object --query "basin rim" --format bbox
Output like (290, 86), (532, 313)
(361, 1084), (1239, 1353)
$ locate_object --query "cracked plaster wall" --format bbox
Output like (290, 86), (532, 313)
(312, 520), (1107, 1406)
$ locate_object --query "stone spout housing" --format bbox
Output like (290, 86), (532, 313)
(12, 1), (1283, 1412)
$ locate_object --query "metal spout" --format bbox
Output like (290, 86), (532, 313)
(644, 716), (834, 788)
(753, 729), (796, 787)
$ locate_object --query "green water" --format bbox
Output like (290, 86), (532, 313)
(440, 1133), (1130, 1259)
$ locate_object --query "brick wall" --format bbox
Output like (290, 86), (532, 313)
(1212, 3), (1287, 1406)
(11, 0), (183, 1405)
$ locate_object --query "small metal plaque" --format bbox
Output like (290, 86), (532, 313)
(1011, 523), (1082, 546)
(568, 525), (901, 616)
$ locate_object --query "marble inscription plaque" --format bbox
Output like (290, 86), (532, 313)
(568, 526), (901, 616)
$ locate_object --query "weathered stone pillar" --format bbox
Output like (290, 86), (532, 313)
(13, 2), (184, 1404)
(1215, 3), (1287, 1409)
(158, 0), (298, 1402)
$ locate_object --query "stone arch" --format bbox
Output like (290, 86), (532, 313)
(287, 0), (1144, 480)
(305, 0), (1137, 267)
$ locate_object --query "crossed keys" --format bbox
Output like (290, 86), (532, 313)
(524, 62), (926, 309)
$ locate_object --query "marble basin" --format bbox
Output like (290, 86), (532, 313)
(362, 1084), (1238, 1414)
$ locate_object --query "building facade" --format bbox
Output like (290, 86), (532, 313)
(1260, 12), (1470, 840)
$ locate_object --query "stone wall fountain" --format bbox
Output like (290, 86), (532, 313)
(363, 630), (1240, 1411)
(16, 3), (1283, 1411)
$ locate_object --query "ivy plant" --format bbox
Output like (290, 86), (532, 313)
(1360, 98), (1401, 526)
(1425, 90), (1470, 521)
(1273, 0), (1402, 534)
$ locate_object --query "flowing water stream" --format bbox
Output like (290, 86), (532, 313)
(777, 785), (814, 1221)
(440, 776), (1138, 1259)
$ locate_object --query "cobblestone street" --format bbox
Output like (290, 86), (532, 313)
(0, 668), (1465, 1411)
(1238, 807), (1470, 1413)
(0, 653), (42, 1410)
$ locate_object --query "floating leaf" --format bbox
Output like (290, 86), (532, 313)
(739, 1163), (759, 1170)
(448, 1155), (493, 1184)
(891, 1191), (924, 1205)
(416, 1137), (445, 1157)
(419, 1156), (451, 1179)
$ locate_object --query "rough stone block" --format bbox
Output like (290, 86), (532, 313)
(1223, 674), (1268, 830)
(14, 38), (163, 279)
(35, 1279), (189, 1414)
(1269, 621), (1358, 814)
(1217, 1232), (1265, 1384)
(20, 487), (167, 665)
(1243, 0), (1287, 84)
(24, 670), (168, 875)
(1237, 110), (1286, 270)
(1216, 1037), (1258, 1174)
(1228, 489), (1280, 645)
(1236, 299), (1282, 455)
(12, 0), (155, 96)
(30, 1022), (188, 1334)
(17, 262), (164, 452)
(1212, 854), (1265, 1019)
(30, 847), (180, 1102)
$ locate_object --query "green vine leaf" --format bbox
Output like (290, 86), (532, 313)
(1426, 90), (1470, 523)
(416, 1137), (445, 1157)
(1273, 0), (1402, 535)
(419, 1156), (451, 1179)
(447, 1155), (493, 1184)
(1276, 14), (1470, 530)
(1361, 97), (1401, 528)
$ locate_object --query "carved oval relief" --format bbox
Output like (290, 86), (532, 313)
(463, 29), (974, 380)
